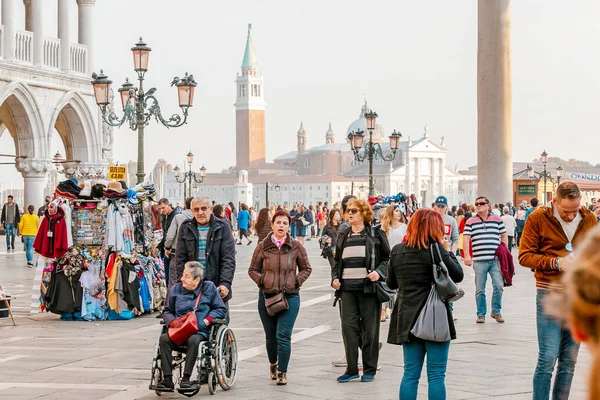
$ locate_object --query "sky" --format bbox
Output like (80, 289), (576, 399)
(2, 0), (600, 188)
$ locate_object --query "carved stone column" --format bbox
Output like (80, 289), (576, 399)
(16, 158), (52, 210)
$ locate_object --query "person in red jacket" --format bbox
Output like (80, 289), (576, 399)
(33, 201), (69, 259)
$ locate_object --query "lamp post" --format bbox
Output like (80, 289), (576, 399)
(265, 182), (281, 208)
(556, 165), (564, 185)
(174, 151), (206, 198)
(91, 38), (197, 184)
(347, 110), (402, 196)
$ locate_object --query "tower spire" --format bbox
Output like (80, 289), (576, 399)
(242, 23), (258, 68)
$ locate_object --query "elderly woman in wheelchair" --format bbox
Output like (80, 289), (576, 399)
(154, 261), (228, 393)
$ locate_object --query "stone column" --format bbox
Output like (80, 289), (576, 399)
(23, 0), (32, 31)
(431, 158), (437, 196)
(440, 158), (446, 196)
(405, 151), (411, 195)
(77, 0), (96, 74)
(58, 0), (71, 71)
(477, 0), (512, 204)
(415, 157), (421, 202)
(31, 0), (43, 66)
(16, 159), (52, 210)
(2, 0), (17, 60)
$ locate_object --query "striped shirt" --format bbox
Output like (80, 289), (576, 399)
(341, 230), (368, 291)
(197, 224), (210, 267)
(464, 215), (506, 261)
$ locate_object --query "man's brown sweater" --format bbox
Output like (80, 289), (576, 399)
(518, 205), (597, 290)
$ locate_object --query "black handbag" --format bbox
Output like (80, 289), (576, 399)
(369, 227), (395, 303)
(431, 242), (464, 302)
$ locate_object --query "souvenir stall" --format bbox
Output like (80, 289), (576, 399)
(36, 178), (167, 321)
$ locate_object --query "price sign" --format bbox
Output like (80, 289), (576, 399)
(108, 165), (127, 181)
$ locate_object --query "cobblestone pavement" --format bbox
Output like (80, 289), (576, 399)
(0, 238), (592, 400)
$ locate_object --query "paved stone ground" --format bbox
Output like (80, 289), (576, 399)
(0, 236), (592, 400)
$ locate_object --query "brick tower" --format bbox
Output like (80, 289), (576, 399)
(234, 24), (266, 169)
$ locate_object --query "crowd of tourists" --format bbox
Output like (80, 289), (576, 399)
(3, 181), (600, 399)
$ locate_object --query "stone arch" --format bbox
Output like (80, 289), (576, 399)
(0, 81), (46, 158)
(48, 91), (99, 163)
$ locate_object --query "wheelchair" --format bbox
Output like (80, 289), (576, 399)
(149, 319), (238, 397)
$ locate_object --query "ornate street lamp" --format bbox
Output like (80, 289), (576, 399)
(174, 151), (206, 198)
(348, 110), (402, 196)
(527, 164), (535, 179)
(556, 165), (564, 185)
(91, 37), (197, 184)
(541, 150), (549, 203)
(266, 182), (281, 208)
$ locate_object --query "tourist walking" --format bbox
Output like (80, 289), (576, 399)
(292, 205), (312, 246)
(157, 198), (180, 288)
(164, 197), (193, 291)
(519, 182), (597, 400)
(462, 196), (508, 323)
(18, 205), (39, 267)
(255, 208), (273, 243)
(501, 206), (517, 252)
(387, 209), (464, 400)
(380, 204), (407, 322)
(322, 208), (342, 269)
(1, 194), (21, 252)
(248, 210), (312, 385)
(236, 203), (252, 245)
(434, 196), (459, 252)
(331, 198), (390, 383)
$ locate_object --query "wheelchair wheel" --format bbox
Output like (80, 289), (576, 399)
(152, 367), (163, 396)
(215, 326), (238, 390)
(208, 371), (217, 395)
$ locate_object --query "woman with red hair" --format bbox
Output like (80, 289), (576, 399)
(386, 209), (464, 400)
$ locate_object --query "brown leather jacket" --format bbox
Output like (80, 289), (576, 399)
(248, 232), (312, 295)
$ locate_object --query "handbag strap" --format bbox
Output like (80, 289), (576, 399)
(369, 226), (376, 273)
(192, 287), (203, 311)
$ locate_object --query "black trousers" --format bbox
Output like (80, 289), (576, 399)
(339, 290), (381, 375)
(159, 333), (205, 377)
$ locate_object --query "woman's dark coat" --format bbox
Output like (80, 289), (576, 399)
(386, 243), (464, 344)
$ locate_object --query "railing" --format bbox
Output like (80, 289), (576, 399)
(15, 30), (33, 63)
(43, 37), (60, 69)
(70, 43), (87, 74)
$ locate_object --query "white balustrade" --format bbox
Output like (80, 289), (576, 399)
(43, 37), (60, 68)
(69, 43), (87, 74)
(15, 29), (33, 63)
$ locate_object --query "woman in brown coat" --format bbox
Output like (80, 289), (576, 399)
(255, 208), (273, 243)
(248, 210), (312, 386)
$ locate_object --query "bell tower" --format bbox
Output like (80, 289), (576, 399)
(234, 24), (266, 169)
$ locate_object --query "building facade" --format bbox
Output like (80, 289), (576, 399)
(0, 0), (109, 209)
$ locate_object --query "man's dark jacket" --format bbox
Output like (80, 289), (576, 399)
(1, 203), (21, 225)
(174, 214), (236, 301)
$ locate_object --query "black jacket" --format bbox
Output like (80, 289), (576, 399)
(158, 208), (180, 252)
(332, 223), (390, 294)
(1, 203), (21, 225)
(386, 243), (464, 345)
(174, 214), (236, 301)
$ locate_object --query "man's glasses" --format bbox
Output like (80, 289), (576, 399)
(475, 202), (488, 207)
(347, 208), (360, 214)
(192, 206), (210, 213)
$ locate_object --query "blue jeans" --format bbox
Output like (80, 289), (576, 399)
(290, 224), (296, 239)
(473, 259), (503, 316)
(23, 236), (35, 262)
(257, 293), (300, 373)
(533, 289), (580, 400)
(400, 339), (451, 400)
(4, 223), (16, 248)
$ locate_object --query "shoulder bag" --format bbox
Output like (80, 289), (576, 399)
(168, 289), (202, 345)
(264, 251), (292, 316)
(410, 285), (451, 342)
(369, 227), (395, 303)
(431, 242), (464, 302)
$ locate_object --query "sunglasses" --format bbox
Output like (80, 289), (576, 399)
(475, 202), (488, 207)
(192, 206), (210, 213)
(347, 208), (360, 214)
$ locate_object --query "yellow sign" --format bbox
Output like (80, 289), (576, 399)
(108, 165), (127, 181)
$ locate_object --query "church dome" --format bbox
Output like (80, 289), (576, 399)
(346, 99), (386, 143)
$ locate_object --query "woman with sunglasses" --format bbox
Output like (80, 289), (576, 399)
(379, 205), (407, 322)
(331, 198), (390, 383)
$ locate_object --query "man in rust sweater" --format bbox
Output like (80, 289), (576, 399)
(519, 181), (597, 400)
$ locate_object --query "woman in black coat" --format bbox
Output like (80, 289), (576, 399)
(321, 208), (342, 268)
(387, 209), (464, 400)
